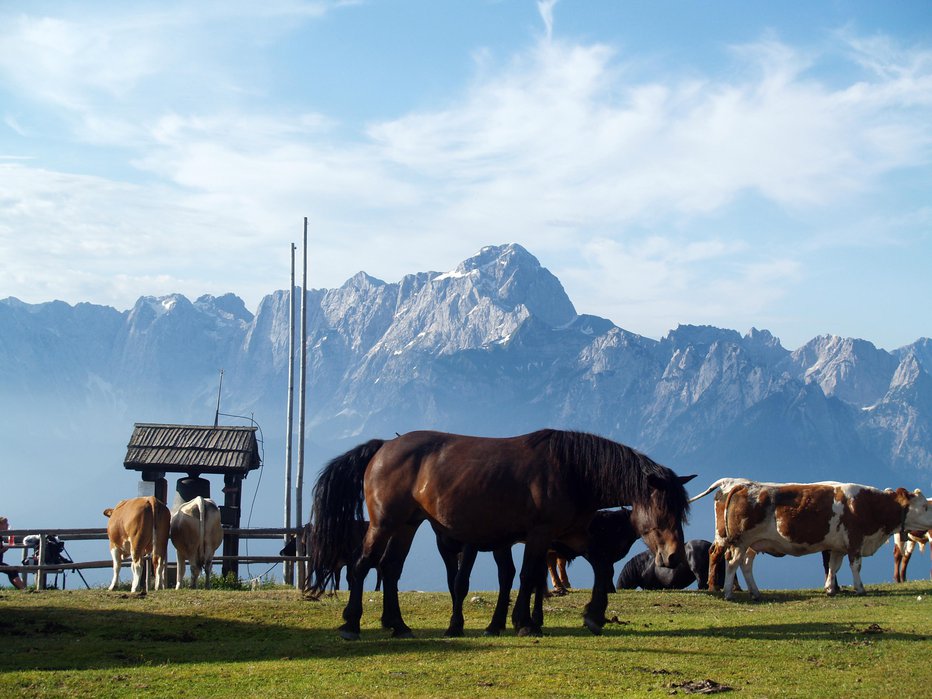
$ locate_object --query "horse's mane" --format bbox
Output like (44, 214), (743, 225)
(529, 429), (690, 522)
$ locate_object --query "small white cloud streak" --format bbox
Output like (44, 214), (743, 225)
(0, 9), (930, 347)
(538, 0), (558, 41)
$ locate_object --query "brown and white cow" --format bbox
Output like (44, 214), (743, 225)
(103, 496), (171, 593)
(170, 496), (223, 589)
(893, 527), (931, 582)
(691, 478), (932, 600)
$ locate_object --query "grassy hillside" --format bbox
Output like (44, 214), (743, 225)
(1, 582), (930, 697)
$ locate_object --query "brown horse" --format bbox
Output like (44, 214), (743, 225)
(436, 508), (641, 637)
(308, 430), (693, 639)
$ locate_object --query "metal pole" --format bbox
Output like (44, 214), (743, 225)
(296, 217), (308, 590)
(283, 243), (296, 585)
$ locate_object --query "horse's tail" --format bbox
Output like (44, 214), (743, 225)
(306, 438), (386, 598)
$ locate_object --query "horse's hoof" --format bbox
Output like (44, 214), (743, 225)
(338, 629), (360, 641)
(444, 627), (464, 638)
(483, 628), (502, 637)
(552, 587), (568, 597)
(583, 617), (604, 636)
(392, 629), (415, 639)
(517, 625), (542, 638)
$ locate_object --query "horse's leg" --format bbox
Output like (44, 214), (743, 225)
(511, 534), (548, 636)
(446, 545), (478, 637)
(545, 551), (562, 596)
(582, 553), (613, 635)
(378, 523), (420, 638)
(531, 564), (547, 628)
(486, 546), (515, 636)
(558, 557), (571, 590)
(339, 526), (392, 640)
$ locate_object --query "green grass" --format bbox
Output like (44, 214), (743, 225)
(1, 582), (931, 697)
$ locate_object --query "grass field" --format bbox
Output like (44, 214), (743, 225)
(1, 581), (931, 698)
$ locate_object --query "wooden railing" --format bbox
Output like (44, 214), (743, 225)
(1, 527), (307, 591)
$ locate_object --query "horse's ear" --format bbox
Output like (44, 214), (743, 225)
(678, 474), (697, 485)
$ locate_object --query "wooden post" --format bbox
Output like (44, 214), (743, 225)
(35, 534), (46, 591)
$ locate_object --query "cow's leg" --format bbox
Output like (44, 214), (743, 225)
(708, 542), (725, 592)
(824, 551), (844, 595)
(176, 556), (187, 589)
(130, 553), (145, 594)
(204, 557), (213, 589)
(445, 545), (478, 637)
(108, 545), (122, 591)
(737, 548), (760, 601)
(378, 523), (419, 638)
(190, 560), (201, 590)
(900, 540), (914, 583)
(848, 552), (866, 595)
(153, 553), (166, 591)
(722, 546), (740, 599)
(512, 533), (548, 636)
(487, 546), (515, 636)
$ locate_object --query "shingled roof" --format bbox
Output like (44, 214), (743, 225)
(123, 423), (261, 475)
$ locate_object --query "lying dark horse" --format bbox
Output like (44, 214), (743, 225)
(308, 429), (693, 638)
(616, 539), (726, 590)
(435, 508), (641, 636)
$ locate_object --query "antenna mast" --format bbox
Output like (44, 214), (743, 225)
(213, 368), (224, 427)
(295, 217), (308, 590)
(283, 242), (296, 585)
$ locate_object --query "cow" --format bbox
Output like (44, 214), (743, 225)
(893, 528), (931, 582)
(616, 539), (726, 591)
(691, 478), (932, 600)
(170, 496), (223, 589)
(103, 496), (171, 593)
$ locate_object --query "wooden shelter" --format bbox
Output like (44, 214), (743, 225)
(123, 423), (262, 577)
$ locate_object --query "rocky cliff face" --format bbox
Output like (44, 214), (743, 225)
(2, 243), (930, 488)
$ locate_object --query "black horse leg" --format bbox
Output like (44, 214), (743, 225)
(378, 523), (419, 638)
(512, 536), (548, 636)
(340, 528), (390, 640)
(531, 564), (548, 629)
(446, 545), (479, 637)
(582, 554), (614, 635)
(486, 546), (516, 635)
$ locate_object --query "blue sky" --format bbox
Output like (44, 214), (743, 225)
(1, 0), (930, 350)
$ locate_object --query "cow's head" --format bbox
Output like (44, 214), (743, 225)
(898, 489), (932, 531)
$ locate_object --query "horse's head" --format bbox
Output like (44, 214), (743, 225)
(632, 473), (695, 569)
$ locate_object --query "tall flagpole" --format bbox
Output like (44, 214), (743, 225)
(283, 242), (296, 585)
(295, 217), (308, 590)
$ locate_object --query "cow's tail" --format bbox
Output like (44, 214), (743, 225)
(194, 497), (207, 571)
(689, 478), (748, 503)
(306, 438), (385, 599)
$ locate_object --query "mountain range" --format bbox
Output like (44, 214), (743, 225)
(3, 243), (929, 494)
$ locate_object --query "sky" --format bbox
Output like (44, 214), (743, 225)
(1, 1), (931, 351)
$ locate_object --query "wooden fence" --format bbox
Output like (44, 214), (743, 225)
(2, 527), (308, 591)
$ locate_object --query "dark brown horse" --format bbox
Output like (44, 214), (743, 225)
(436, 508), (641, 637)
(308, 430), (692, 639)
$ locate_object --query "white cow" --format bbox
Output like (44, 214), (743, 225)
(103, 496), (171, 593)
(170, 496), (223, 589)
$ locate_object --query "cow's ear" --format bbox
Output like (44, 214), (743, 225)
(103, 508), (113, 518)
(679, 474), (697, 485)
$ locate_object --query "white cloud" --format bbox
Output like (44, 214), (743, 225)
(0, 15), (930, 345)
